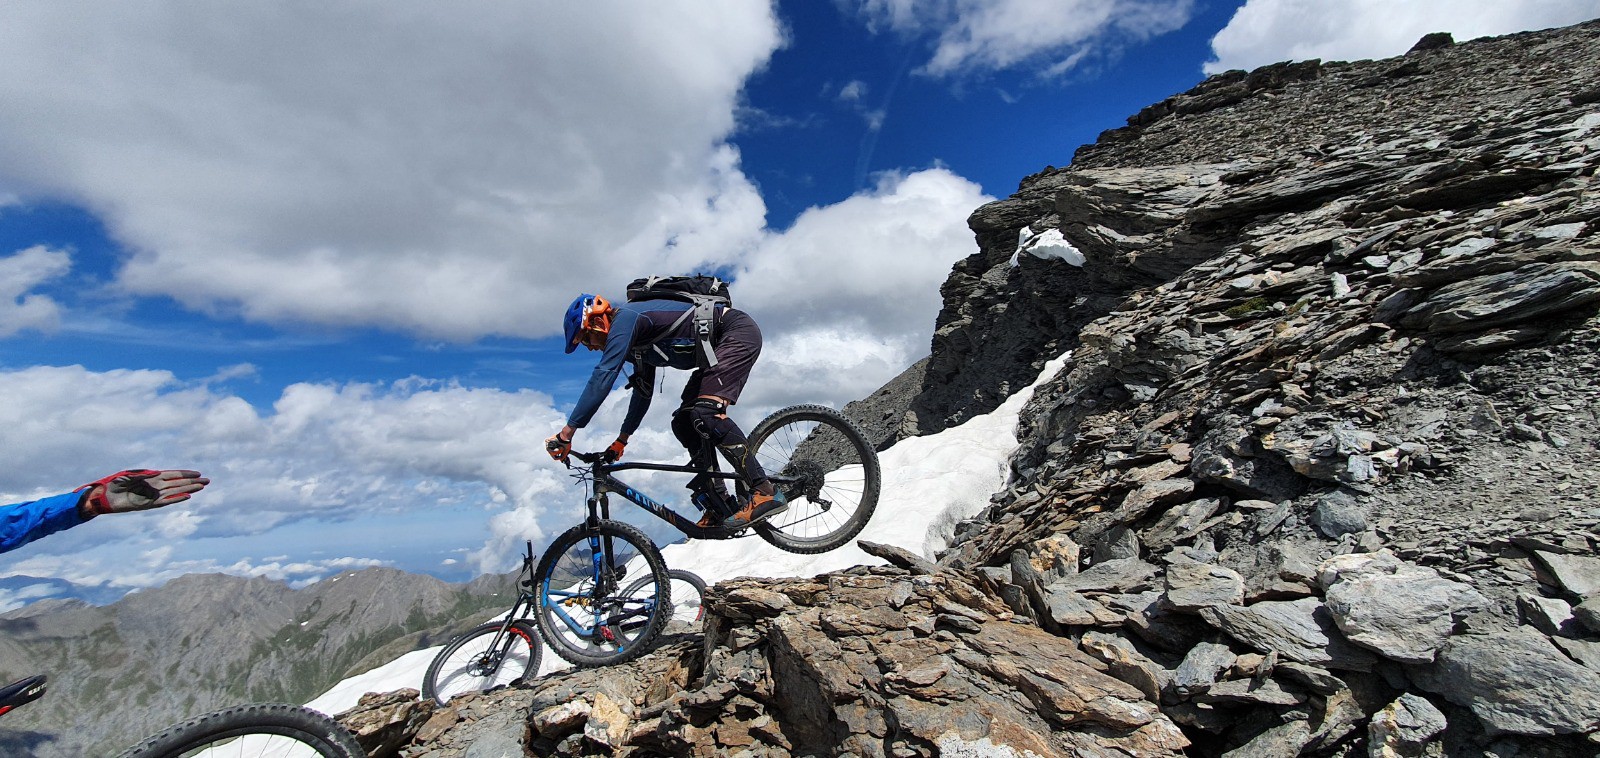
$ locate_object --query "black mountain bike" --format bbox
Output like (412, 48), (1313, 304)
(422, 541), (546, 704)
(536, 404), (879, 667)
(0, 675), (363, 757)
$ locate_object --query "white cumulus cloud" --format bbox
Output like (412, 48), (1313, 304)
(733, 168), (993, 411)
(0, 1), (783, 340)
(1206, 0), (1600, 74)
(850, 0), (1196, 77)
(0, 245), (71, 337)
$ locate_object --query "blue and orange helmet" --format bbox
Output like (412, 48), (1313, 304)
(563, 294), (615, 353)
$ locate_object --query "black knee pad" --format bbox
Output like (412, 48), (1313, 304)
(677, 399), (737, 445)
(670, 405), (700, 450)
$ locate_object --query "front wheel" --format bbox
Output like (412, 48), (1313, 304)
(742, 404), (881, 554)
(422, 620), (542, 704)
(533, 520), (671, 667)
(115, 703), (363, 758)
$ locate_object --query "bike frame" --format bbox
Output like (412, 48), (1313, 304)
(538, 453), (791, 644)
(573, 452), (802, 539)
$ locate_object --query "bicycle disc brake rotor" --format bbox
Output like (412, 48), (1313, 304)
(468, 652), (502, 676)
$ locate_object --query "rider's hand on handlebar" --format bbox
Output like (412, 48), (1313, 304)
(601, 438), (626, 464)
(545, 432), (572, 462)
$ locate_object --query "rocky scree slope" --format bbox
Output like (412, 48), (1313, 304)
(348, 22), (1600, 757)
(0, 567), (514, 757)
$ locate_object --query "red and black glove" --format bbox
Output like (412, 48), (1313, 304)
(545, 432), (572, 462)
(78, 469), (210, 516)
(600, 438), (627, 464)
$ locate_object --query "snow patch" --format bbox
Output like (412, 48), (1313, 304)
(1009, 226), (1085, 268)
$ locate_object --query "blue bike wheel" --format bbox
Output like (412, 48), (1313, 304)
(532, 520), (671, 667)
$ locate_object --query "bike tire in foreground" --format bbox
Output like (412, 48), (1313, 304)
(114, 702), (363, 758)
(533, 519), (671, 667)
(746, 404), (881, 554)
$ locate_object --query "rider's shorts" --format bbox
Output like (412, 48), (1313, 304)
(683, 308), (761, 405)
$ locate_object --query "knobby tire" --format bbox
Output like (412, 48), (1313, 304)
(114, 702), (363, 758)
(745, 404), (881, 554)
(422, 619), (542, 704)
(623, 568), (707, 631)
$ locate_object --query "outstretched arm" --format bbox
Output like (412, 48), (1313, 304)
(0, 493), (85, 554)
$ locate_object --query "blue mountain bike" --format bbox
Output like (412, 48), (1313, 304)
(536, 404), (880, 666)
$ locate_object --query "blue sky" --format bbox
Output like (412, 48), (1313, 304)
(3, 0), (1597, 608)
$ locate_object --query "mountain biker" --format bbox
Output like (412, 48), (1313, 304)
(0, 470), (210, 554)
(545, 292), (787, 529)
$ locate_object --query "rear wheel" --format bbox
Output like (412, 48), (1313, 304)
(622, 569), (706, 632)
(533, 520), (670, 667)
(115, 703), (363, 758)
(743, 404), (880, 554)
(422, 620), (541, 704)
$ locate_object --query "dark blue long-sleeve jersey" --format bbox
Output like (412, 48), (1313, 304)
(567, 300), (708, 434)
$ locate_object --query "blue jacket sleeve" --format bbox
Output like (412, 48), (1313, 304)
(567, 308), (642, 430)
(1, 492), (89, 554)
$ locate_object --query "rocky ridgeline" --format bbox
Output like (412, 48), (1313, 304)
(349, 22), (1600, 757)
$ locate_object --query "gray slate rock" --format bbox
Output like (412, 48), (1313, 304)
(1164, 562), (1245, 612)
(1094, 525), (1142, 563)
(1080, 631), (1173, 702)
(1052, 557), (1159, 594)
(1412, 629), (1600, 736)
(1221, 719), (1313, 758)
(1144, 498), (1224, 551)
(1310, 490), (1370, 537)
(1274, 662), (1346, 696)
(1194, 677), (1304, 706)
(1399, 261), (1600, 334)
(1318, 552), (1487, 663)
(1368, 693), (1448, 758)
(860, 540), (939, 575)
(1172, 641), (1237, 698)
(1192, 428), (1303, 500)
(1518, 593), (1577, 637)
(1573, 596), (1600, 634)
(1532, 550), (1600, 598)
(1199, 597), (1378, 671)
(1044, 588), (1119, 627)
(1553, 637), (1600, 672)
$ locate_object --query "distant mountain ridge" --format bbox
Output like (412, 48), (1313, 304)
(0, 574), (127, 610)
(0, 565), (514, 757)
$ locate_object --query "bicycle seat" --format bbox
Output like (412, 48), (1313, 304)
(0, 674), (47, 714)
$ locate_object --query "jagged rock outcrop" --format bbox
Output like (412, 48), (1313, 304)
(376, 21), (1600, 757)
